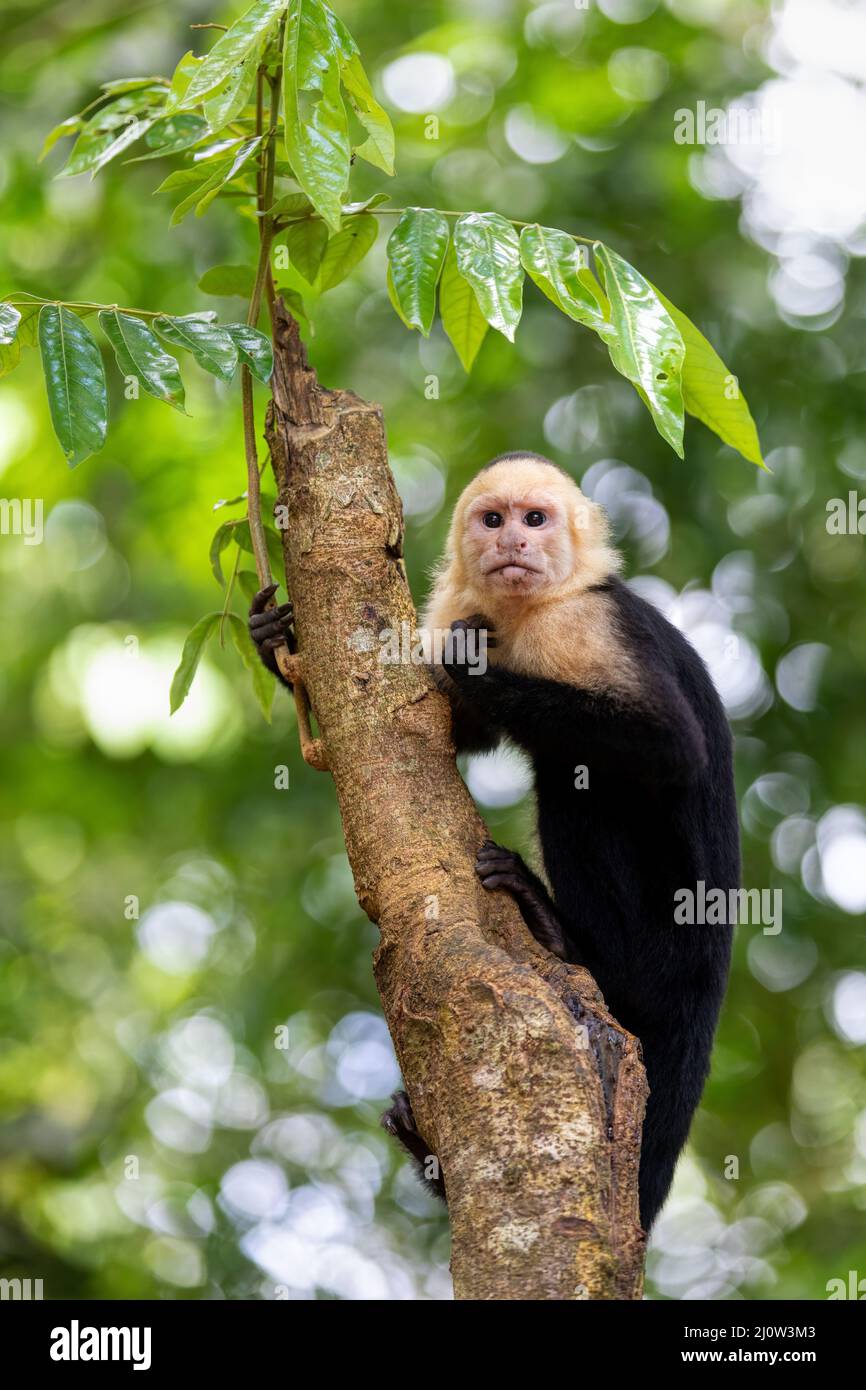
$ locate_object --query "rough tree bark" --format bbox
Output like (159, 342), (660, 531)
(265, 298), (648, 1301)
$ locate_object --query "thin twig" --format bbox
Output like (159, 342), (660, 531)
(242, 29), (284, 589)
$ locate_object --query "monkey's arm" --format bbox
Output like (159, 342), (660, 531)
(443, 646), (706, 785)
(431, 664), (501, 755)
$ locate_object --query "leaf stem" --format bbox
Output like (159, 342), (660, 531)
(2, 296), (164, 316)
(270, 204), (597, 244)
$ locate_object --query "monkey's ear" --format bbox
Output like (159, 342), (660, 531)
(571, 492), (606, 541)
(571, 492), (624, 577)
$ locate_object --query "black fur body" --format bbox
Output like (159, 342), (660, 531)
(441, 576), (739, 1230)
(248, 571), (739, 1231)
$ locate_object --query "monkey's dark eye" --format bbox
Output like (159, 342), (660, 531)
(524, 510), (547, 527)
(482, 512), (503, 528)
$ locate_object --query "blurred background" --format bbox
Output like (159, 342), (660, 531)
(1, 0), (865, 1301)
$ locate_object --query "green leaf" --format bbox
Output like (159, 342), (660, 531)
(439, 240), (489, 372)
(326, 6), (395, 175)
(60, 125), (128, 177)
(230, 517), (284, 575)
(3, 298), (42, 349)
(169, 136), (261, 223)
(100, 77), (167, 97)
(386, 208), (449, 335)
(268, 191), (313, 217)
(284, 218), (329, 284)
(181, 0), (288, 107)
(386, 266), (412, 330)
(519, 225), (609, 331)
(196, 135), (262, 217)
(38, 305), (108, 467)
(316, 213), (377, 291)
(0, 301), (25, 373)
(155, 143), (244, 193)
(198, 264), (256, 297)
(0, 304), (21, 345)
(267, 526), (284, 574)
(91, 117), (162, 174)
(345, 81), (394, 175)
(228, 613), (275, 722)
(593, 243), (686, 458)
(0, 339), (21, 378)
(209, 520), (238, 584)
(282, 289), (312, 332)
(126, 113), (209, 162)
(98, 310), (187, 414)
(224, 324), (274, 382)
(17, 305), (41, 347)
(580, 268), (611, 317)
(454, 212), (523, 342)
(236, 570), (261, 603)
(166, 51), (203, 107)
(39, 116), (81, 162)
(89, 88), (166, 130)
(170, 613), (220, 714)
(232, 518), (253, 554)
(203, 45), (261, 131)
(155, 163), (217, 194)
(283, 0), (350, 232)
(59, 93), (166, 177)
(653, 288), (764, 469)
(154, 315), (238, 382)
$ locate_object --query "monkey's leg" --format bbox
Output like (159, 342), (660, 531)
(381, 1091), (446, 1202)
(249, 583), (295, 687)
(475, 840), (568, 959)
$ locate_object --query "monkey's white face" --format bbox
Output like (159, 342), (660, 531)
(464, 488), (576, 598)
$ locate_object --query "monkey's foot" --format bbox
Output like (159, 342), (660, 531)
(249, 583), (295, 687)
(381, 1090), (446, 1202)
(475, 840), (568, 960)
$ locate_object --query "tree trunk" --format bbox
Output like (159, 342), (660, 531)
(265, 298), (648, 1301)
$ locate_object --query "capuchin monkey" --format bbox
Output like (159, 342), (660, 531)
(249, 451), (739, 1233)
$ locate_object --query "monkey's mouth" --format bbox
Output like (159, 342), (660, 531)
(488, 561), (540, 581)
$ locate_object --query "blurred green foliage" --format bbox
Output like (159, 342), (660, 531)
(1, 0), (865, 1300)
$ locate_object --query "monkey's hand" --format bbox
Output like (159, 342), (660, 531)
(381, 1090), (446, 1203)
(249, 583), (295, 689)
(442, 614), (496, 679)
(475, 840), (568, 960)
(432, 618), (500, 754)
